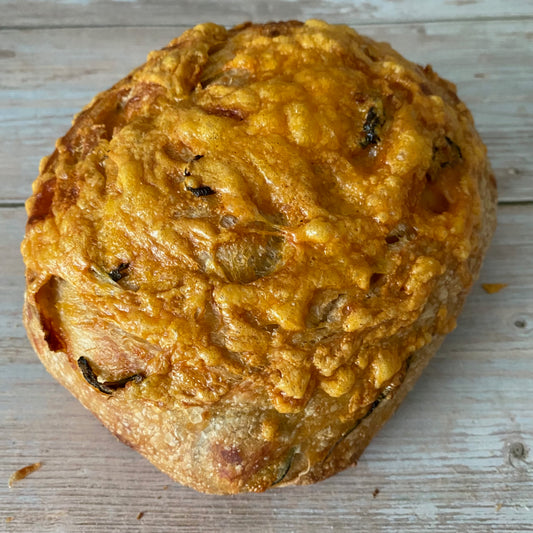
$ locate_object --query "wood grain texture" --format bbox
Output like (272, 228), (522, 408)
(1, 0), (532, 28)
(1, 20), (532, 204)
(1, 204), (532, 532)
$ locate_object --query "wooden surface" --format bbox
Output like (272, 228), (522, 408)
(1, 1), (532, 531)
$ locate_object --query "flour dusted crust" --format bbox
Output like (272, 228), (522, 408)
(22, 20), (497, 494)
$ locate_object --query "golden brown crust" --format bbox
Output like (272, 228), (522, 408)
(22, 20), (497, 494)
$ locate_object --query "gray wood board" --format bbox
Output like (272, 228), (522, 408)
(2, 0), (532, 28)
(2, 0), (533, 529)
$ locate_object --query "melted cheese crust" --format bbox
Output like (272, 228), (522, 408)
(23, 20), (490, 420)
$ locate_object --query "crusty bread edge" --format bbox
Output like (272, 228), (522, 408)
(285, 332), (445, 487)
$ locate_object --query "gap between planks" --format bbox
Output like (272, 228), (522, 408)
(1, 14), (533, 31)
(0, 202), (25, 208)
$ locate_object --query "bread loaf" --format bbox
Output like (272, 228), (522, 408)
(22, 20), (497, 493)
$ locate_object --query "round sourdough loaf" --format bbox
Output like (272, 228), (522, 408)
(22, 20), (497, 493)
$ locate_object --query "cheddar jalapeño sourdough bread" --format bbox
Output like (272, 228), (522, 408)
(22, 20), (497, 493)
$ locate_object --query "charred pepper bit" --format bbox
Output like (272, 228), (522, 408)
(77, 356), (144, 394)
(108, 262), (129, 282)
(192, 154), (204, 161)
(444, 136), (463, 160)
(78, 356), (113, 394)
(103, 373), (145, 390)
(186, 185), (216, 197)
(271, 447), (296, 486)
(360, 106), (382, 147)
(432, 136), (463, 171)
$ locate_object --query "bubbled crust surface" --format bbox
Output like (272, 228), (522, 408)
(22, 20), (497, 494)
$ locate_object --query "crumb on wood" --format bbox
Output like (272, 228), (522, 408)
(373, 488), (380, 498)
(136, 511), (145, 520)
(481, 283), (508, 294)
(8, 462), (42, 488)
(163, 485), (168, 490)
(5, 516), (14, 523)
(495, 503), (503, 512)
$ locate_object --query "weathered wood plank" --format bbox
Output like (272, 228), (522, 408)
(1, 20), (532, 204)
(1, 0), (532, 28)
(1, 203), (532, 531)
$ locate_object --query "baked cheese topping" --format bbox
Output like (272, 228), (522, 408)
(23, 20), (487, 415)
